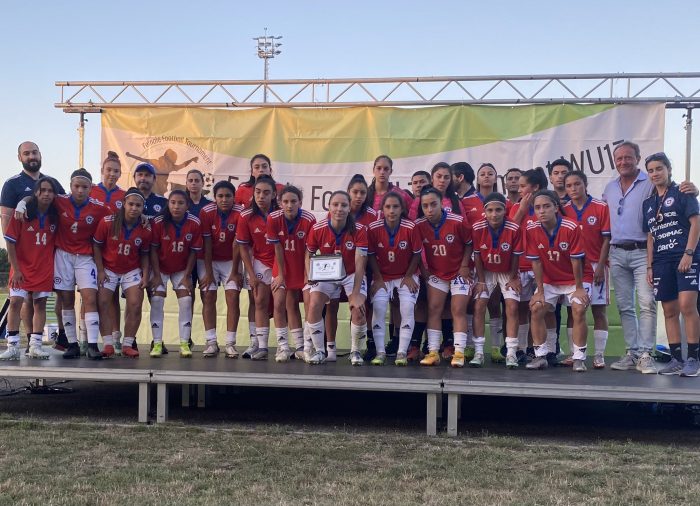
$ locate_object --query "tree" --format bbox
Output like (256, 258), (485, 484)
(0, 248), (8, 274)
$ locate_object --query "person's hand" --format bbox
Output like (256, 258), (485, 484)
(14, 200), (27, 222)
(149, 274), (163, 292)
(678, 255), (693, 273)
(679, 181), (698, 196)
(9, 270), (24, 290)
(271, 274), (286, 293)
(199, 270), (214, 289)
(520, 192), (533, 210)
(370, 279), (386, 298)
(459, 267), (472, 283)
(593, 263), (606, 285)
(177, 275), (193, 295)
(97, 270), (107, 288)
(529, 291), (545, 310)
(571, 287), (590, 307)
(646, 267), (654, 287)
(249, 276), (261, 297)
(400, 275), (419, 294)
(506, 275), (521, 295)
(138, 272), (148, 290)
(227, 270), (243, 289)
(348, 293), (366, 316)
(473, 281), (488, 298)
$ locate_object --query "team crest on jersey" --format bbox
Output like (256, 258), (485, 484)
(445, 234), (455, 244)
(153, 204), (162, 212)
(86, 216), (94, 224)
(185, 233), (193, 241)
(135, 238), (142, 247)
(664, 197), (675, 207)
(50, 224), (56, 232)
(228, 224), (235, 231)
(398, 240), (408, 250)
(345, 241), (355, 250)
(296, 231), (305, 239)
(501, 243), (511, 252)
(559, 242), (569, 251)
(54, 276), (61, 285)
(587, 216), (597, 225)
(116, 201), (123, 209)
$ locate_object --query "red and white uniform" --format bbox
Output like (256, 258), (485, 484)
(408, 196), (465, 221)
(54, 195), (109, 256)
(461, 193), (485, 226)
(93, 215), (151, 291)
(4, 213), (57, 297)
(266, 208), (316, 290)
(151, 213), (203, 275)
(367, 218), (422, 281)
(196, 202), (242, 291)
(472, 218), (522, 300)
(90, 184), (126, 213)
(234, 181), (286, 208)
(237, 207), (276, 285)
(353, 207), (378, 228)
(508, 202), (538, 301)
(369, 186), (413, 212)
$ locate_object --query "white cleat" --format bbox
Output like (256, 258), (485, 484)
(28, 345), (50, 360)
(307, 350), (326, 365)
(224, 344), (239, 359)
(0, 345), (21, 361)
(250, 348), (269, 361)
(350, 351), (364, 366)
(275, 347), (293, 363)
(202, 342), (219, 358)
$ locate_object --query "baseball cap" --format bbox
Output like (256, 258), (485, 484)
(134, 162), (156, 176)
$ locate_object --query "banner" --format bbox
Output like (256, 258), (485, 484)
(103, 104), (665, 213)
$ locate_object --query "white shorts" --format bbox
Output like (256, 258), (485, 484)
(590, 262), (610, 306)
(197, 259), (238, 291)
(310, 274), (367, 300)
(519, 270), (536, 302)
(9, 288), (52, 300)
(153, 270), (188, 293)
(538, 282), (592, 308)
(477, 271), (519, 301)
(251, 258), (273, 286)
(54, 249), (97, 291)
(372, 275), (420, 305)
(427, 274), (473, 296)
(102, 267), (142, 292)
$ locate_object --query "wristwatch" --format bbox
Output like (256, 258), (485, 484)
(685, 249), (694, 256)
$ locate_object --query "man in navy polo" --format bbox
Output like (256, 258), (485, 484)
(133, 162), (167, 220)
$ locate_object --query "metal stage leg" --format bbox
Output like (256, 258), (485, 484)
(138, 383), (150, 423)
(426, 393), (437, 436)
(197, 384), (206, 408)
(182, 384), (190, 407)
(447, 394), (459, 436)
(157, 384), (168, 423)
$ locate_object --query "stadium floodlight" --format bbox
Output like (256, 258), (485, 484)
(253, 28), (283, 102)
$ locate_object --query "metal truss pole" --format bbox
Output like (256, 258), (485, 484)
(78, 112), (85, 168)
(685, 107), (693, 181)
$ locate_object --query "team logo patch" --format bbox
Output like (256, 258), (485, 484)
(153, 204), (162, 212)
(398, 240), (408, 250)
(256, 272), (264, 280)
(185, 233), (193, 241)
(116, 201), (123, 209)
(664, 197), (675, 207)
(296, 231), (305, 239)
(227, 224), (235, 231)
(445, 234), (455, 244)
(501, 243), (511, 252)
(86, 216), (94, 224)
(54, 277), (61, 285)
(559, 242), (569, 251)
(587, 216), (597, 225)
(50, 224), (56, 232)
(135, 238), (142, 247)
(345, 241), (355, 250)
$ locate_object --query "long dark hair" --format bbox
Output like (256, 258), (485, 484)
(246, 153), (272, 186)
(111, 188), (144, 238)
(250, 175), (279, 216)
(26, 176), (58, 223)
(431, 162), (461, 213)
(417, 185), (444, 219)
(521, 168), (548, 192)
(366, 155), (396, 209)
(163, 189), (189, 226)
(347, 174), (370, 217)
(380, 191), (408, 221)
(328, 190), (356, 236)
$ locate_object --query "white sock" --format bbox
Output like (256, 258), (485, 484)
(79, 318), (87, 342)
(249, 322), (257, 343)
(149, 296), (165, 343)
(473, 336), (485, 355)
(350, 323), (367, 353)
(308, 320), (325, 352)
(454, 332), (467, 353)
(534, 342), (549, 357)
(371, 294), (388, 354)
(123, 336), (135, 348)
(398, 298), (416, 355)
(594, 330), (608, 356)
(427, 329), (441, 352)
(567, 327), (574, 355)
(505, 336), (518, 355)
(205, 328), (217, 344)
(489, 317), (503, 348)
(225, 331), (237, 345)
(63, 310), (77, 343)
(30, 333), (43, 347)
(326, 341), (336, 358)
(84, 312), (100, 345)
(6, 332), (20, 346)
(517, 324), (529, 351)
(572, 343), (588, 361)
(276, 327), (289, 349)
(256, 327), (270, 350)
(177, 296), (193, 343)
(112, 330), (122, 344)
(303, 322), (313, 353)
(545, 328), (557, 355)
(291, 328), (304, 350)
(102, 333), (113, 346)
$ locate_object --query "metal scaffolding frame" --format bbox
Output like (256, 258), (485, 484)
(55, 72), (699, 177)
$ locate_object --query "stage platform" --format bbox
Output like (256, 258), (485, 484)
(1, 352), (699, 435)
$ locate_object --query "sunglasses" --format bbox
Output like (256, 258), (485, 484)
(644, 152), (668, 164)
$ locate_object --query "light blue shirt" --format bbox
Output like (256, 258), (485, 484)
(602, 170), (654, 244)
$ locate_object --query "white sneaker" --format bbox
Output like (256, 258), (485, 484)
(0, 345), (21, 361)
(350, 351), (364, 366)
(251, 348), (269, 361)
(294, 347), (306, 361)
(505, 352), (518, 369)
(242, 344), (258, 359)
(593, 353), (606, 369)
(326, 347), (337, 362)
(28, 345), (50, 359)
(636, 352), (657, 374)
(202, 342), (219, 357)
(224, 344), (239, 359)
(307, 350), (326, 365)
(275, 347), (293, 363)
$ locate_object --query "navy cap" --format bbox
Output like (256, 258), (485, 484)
(134, 162), (156, 176)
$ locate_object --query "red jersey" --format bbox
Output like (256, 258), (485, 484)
(198, 203), (242, 261)
(472, 218), (523, 274)
(369, 186), (413, 212)
(408, 196), (465, 221)
(151, 213), (202, 275)
(561, 197), (611, 263)
(4, 213), (57, 292)
(367, 218), (423, 280)
(54, 195), (110, 255)
(509, 202), (538, 272)
(89, 184), (126, 213)
(236, 208), (275, 268)
(461, 193), (486, 226)
(93, 216), (151, 274)
(353, 207), (379, 228)
(415, 211), (472, 280)
(234, 181), (286, 208)
(307, 219), (368, 276)
(266, 208), (317, 289)
(525, 217), (593, 285)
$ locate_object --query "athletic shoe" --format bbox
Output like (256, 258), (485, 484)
(202, 342), (219, 358)
(122, 345), (139, 358)
(294, 347), (306, 361)
(464, 346), (475, 361)
(441, 344), (455, 360)
(406, 344), (421, 362)
(326, 347), (337, 362)
(658, 357), (683, 376)
(307, 350), (326, 365)
(54, 331), (69, 351)
(491, 346), (505, 364)
(469, 352), (484, 368)
(150, 340), (168, 355)
(680, 357), (700, 377)
(420, 351), (440, 366)
(102, 344), (115, 358)
(516, 350), (527, 365)
(526, 347), (536, 362)
(150, 342), (163, 358)
(86, 344), (103, 360)
(63, 342), (81, 359)
(241, 344), (258, 359)
(395, 352), (408, 366)
(224, 345), (239, 359)
(560, 355), (574, 367)
(573, 359), (587, 372)
(79, 341), (88, 357)
(526, 356), (548, 370)
(610, 353), (636, 371)
(362, 341), (377, 361)
(275, 347), (293, 363)
(636, 352), (657, 374)
(655, 344), (672, 363)
(350, 351), (364, 366)
(179, 342), (193, 358)
(251, 348), (268, 361)
(451, 351), (465, 368)
(385, 337), (399, 357)
(0, 345), (21, 361)
(506, 353), (518, 369)
(371, 352), (387, 366)
(114, 340), (122, 357)
(28, 344), (50, 360)
(593, 354), (605, 369)
(546, 352), (559, 367)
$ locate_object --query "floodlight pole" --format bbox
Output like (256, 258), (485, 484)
(684, 106), (693, 181)
(253, 29), (282, 103)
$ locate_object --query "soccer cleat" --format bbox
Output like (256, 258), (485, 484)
(406, 344), (421, 362)
(350, 351), (364, 366)
(441, 343), (455, 360)
(28, 345), (50, 360)
(251, 348), (268, 361)
(150, 342), (163, 358)
(0, 345), (21, 361)
(63, 342), (81, 359)
(102, 344), (115, 358)
(420, 351), (441, 367)
(516, 350), (527, 365)
(79, 340), (88, 357)
(636, 352), (657, 374)
(86, 344), (103, 360)
(307, 350), (326, 365)
(385, 337), (399, 357)
(394, 352), (408, 366)
(505, 353), (518, 369)
(546, 352), (559, 367)
(179, 342), (193, 358)
(294, 347), (306, 361)
(573, 359), (587, 372)
(464, 346), (475, 361)
(150, 340), (168, 354)
(450, 351), (465, 368)
(53, 331), (69, 351)
(526, 356), (548, 370)
(371, 352), (387, 366)
(469, 352), (484, 368)
(560, 355), (574, 367)
(610, 353), (636, 371)
(362, 340), (377, 361)
(114, 340), (123, 357)
(490, 346), (505, 364)
(658, 357), (683, 376)
(241, 344), (258, 359)
(202, 342), (219, 358)
(593, 354), (605, 369)
(122, 345), (139, 358)
(680, 357), (700, 377)
(224, 344), (239, 359)
(275, 347), (293, 363)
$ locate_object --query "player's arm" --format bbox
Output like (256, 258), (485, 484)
(93, 241), (107, 288)
(506, 251), (522, 294)
(349, 247), (367, 312)
(179, 250), (196, 293)
(200, 235), (214, 288)
(594, 236), (611, 285)
(238, 242), (257, 293)
(139, 250), (150, 290)
(271, 241), (286, 292)
(226, 240), (243, 287)
(368, 255), (385, 297)
(646, 233), (654, 286)
(473, 253), (487, 297)
(400, 253), (421, 293)
(529, 258), (545, 308)
(459, 243), (473, 281)
(6, 240), (23, 289)
(0, 206), (12, 234)
(679, 215), (699, 273)
(679, 181), (699, 197)
(570, 256), (590, 306)
(149, 246), (162, 291)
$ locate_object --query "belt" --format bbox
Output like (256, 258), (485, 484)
(612, 241), (647, 251)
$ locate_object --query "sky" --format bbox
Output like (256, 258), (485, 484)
(1, 0), (699, 191)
